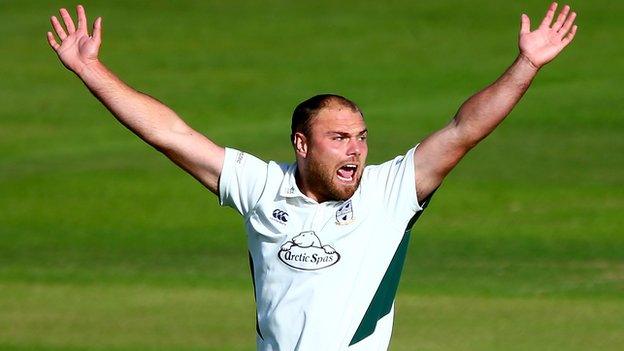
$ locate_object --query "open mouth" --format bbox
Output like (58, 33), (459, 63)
(336, 164), (357, 182)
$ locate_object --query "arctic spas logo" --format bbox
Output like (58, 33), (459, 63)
(278, 231), (340, 271)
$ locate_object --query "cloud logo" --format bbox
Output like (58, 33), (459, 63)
(278, 231), (340, 270)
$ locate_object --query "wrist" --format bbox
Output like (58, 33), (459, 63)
(517, 53), (540, 72)
(74, 58), (102, 78)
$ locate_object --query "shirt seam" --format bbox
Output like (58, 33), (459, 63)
(244, 160), (271, 222)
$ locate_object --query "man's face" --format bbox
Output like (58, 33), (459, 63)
(301, 105), (368, 201)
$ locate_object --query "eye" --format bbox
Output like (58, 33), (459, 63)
(332, 136), (345, 141)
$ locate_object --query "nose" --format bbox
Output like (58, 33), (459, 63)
(346, 138), (363, 157)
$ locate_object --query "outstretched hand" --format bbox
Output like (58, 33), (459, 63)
(47, 5), (102, 74)
(519, 2), (577, 69)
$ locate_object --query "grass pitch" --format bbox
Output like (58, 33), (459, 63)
(1, 0), (623, 350)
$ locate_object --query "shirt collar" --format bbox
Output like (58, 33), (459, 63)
(279, 162), (361, 206)
(279, 163), (313, 201)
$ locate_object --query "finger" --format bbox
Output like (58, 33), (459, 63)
(50, 16), (67, 40)
(552, 4), (570, 30)
(562, 25), (577, 46)
(92, 17), (102, 44)
(558, 11), (576, 36)
(59, 8), (76, 33)
(46, 31), (60, 51)
(77, 4), (88, 32)
(520, 13), (531, 34)
(539, 2), (558, 29)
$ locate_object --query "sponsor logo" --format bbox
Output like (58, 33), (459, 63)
(278, 231), (340, 270)
(235, 151), (245, 164)
(272, 209), (289, 224)
(336, 200), (354, 225)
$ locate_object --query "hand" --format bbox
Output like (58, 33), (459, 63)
(47, 5), (102, 74)
(519, 2), (578, 69)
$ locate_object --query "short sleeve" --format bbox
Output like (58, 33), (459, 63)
(364, 144), (433, 225)
(218, 148), (269, 217)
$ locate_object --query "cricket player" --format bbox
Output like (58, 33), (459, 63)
(47, 3), (577, 350)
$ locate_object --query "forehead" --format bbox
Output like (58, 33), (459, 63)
(310, 105), (366, 133)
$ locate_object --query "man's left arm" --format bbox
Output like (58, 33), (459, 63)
(414, 2), (578, 202)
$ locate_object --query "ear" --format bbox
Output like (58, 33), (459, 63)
(294, 132), (308, 157)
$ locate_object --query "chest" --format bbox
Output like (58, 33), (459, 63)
(250, 198), (384, 268)
(256, 198), (373, 240)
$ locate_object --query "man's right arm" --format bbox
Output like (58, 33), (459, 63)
(47, 5), (224, 194)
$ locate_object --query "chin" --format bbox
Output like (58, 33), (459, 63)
(328, 177), (360, 201)
(307, 160), (362, 202)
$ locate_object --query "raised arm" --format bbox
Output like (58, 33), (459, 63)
(47, 5), (225, 194)
(413, 2), (577, 202)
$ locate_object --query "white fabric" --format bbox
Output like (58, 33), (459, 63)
(219, 146), (425, 351)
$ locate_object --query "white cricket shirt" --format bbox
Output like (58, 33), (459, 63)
(219, 145), (433, 351)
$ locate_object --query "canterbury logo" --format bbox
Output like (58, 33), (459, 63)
(272, 209), (289, 223)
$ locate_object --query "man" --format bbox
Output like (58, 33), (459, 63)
(47, 3), (577, 350)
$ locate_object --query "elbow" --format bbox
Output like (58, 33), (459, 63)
(150, 120), (193, 152)
(450, 117), (480, 151)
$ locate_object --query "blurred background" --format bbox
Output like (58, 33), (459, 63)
(1, 0), (622, 350)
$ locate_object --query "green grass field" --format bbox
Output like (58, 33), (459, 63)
(1, 0), (623, 350)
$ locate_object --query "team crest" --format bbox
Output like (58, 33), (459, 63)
(278, 231), (340, 271)
(335, 200), (354, 225)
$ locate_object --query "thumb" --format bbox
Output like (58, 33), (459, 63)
(92, 17), (102, 44)
(520, 13), (531, 35)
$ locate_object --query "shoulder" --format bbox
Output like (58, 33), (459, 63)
(222, 148), (289, 174)
(255, 159), (294, 198)
(219, 148), (294, 215)
(362, 146), (416, 183)
(359, 146), (422, 223)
